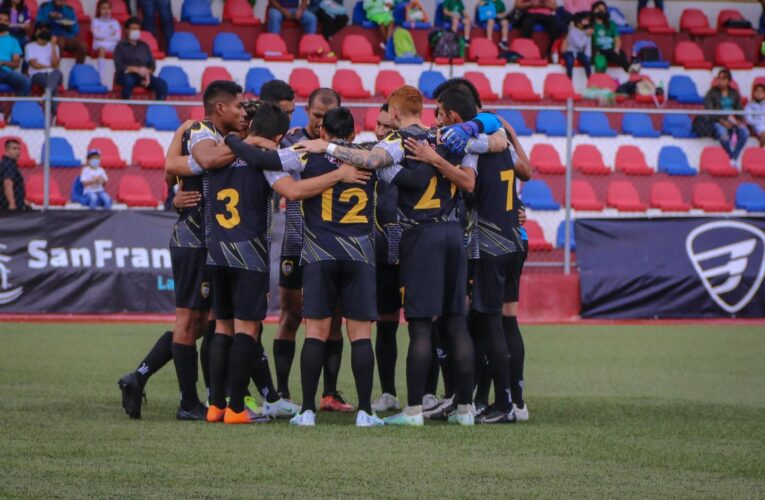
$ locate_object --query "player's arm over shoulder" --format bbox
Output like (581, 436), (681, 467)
(189, 122), (235, 170)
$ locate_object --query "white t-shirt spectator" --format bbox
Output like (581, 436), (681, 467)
(81, 165), (108, 195)
(24, 41), (59, 76)
(91, 17), (121, 52)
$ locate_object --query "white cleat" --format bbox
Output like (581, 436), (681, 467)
(383, 410), (424, 426)
(356, 410), (385, 427)
(263, 398), (301, 418)
(447, 411), (475, 426)
(423, 395), (453, 419)
(513, 403), (529, 422)
(372, 393), (401, 413)
(289, 410), (316, 426)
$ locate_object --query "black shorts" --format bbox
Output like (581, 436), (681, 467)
(399, 222), (467, 319)
(210, 266), (269, 321)
(170, 246), (211, 311)
(470, 249), (526, 314)
(376, 263), (401, 316)
(279, 255), (303, 290)
(303, 260), (377, 321)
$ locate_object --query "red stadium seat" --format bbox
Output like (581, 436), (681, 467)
(509, 38), (547, 66)
(298, 34), (337, 62)
(570, 180), (604, 210)
(468, 37), (505, 65)
(587, 73), (617, 92)
(27, 0), (38, 18)
(101, 103), (141, 130)
(524, 220), (553, 251)
(118, 175), (157, 207)
(70, 0), (90, 22)
(0, 136), (35, 168)
(375, 70), (405, 97)
(715, 42), (753, 70)
(607, 181), (647, 212)
(674, 41), (712, 70)
(223, 0), (260, 25)
(87, 138), (126, 169)
(342, 34), (381, 63)
(573, 145), (610, 175)
(202, 66), (233, 90)
(190, 107), (205, 120)
(26, 174), (66, 205)
(717, 9), (755, 36)
(464, 72), (499, 101)
(742, 147), (765, 177)
(289, 68), (320, 98)
(503, 73), (541, 101)
(530, 144), (565, 174)
(332, 69), (371, 99)
(679, 8), (716, 36)
(650, 181), (690, 211)
(132, 138), (165, 169)
(700, 146), (738, 177)
(365, 106), (379, 131)
(421, 108), (436, 127)
(139, 31), (165, 59)
(105, 0), (129, 21)
(693, 182), (733, 212)
(615, 146), (653, 176)
(638, 7), (675, 34)
(256, 33), (295, 61)
(544, 74), (581, 102)
(56, 102), (96, 130)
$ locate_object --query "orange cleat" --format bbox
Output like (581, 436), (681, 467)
(206, 404), (226, 423)
(223, 407), (272, 424)
(320, 392), (354, 413)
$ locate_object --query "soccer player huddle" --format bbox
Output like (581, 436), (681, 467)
(118, 75), (532, 427)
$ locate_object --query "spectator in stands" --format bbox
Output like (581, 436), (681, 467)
(591, 0), (628, 71)
(558, 0), (593, 34)
(91, 0), (121, 82)
(80, 149), (112, 210)
(113, 17), (167, 100)
(138, 0), (173, 50)
(561, 11), (591, 78)
(363, 0), (395, 49)
(267, 0), (318, 36)
(477, 0), (510, 50)
(441, 0), (470, 45)
(637, 0), (661, 13)
(260, 79), (296, 119)
(24, 26), (62, 112)
(36, 0), (88, 63)
(0, 139), (26, 211)
(1, 0), (31, 46)
(745, 84), (765, 147)
(704, 69), (749, 167)
(516, 0), (560, 56)
(404, 0), (428, 27)
(0, 10), (30, 95)
(309, 0), (348, 40)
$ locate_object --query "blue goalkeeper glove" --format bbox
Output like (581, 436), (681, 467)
(440, 121), (480, 154)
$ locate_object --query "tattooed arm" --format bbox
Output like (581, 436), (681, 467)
(293, 139), (397, 170)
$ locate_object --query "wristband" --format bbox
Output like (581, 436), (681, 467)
(187, 155), (203, 175)
(326, 143), (337, 156)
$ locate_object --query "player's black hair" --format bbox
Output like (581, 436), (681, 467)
(260, 80), (295, 104)
(250, 102), (290, 140)
(4, 138), (19, 149)
(203, 80), (243, 115)
(432, 78), (482, 109)
(380, 102), (389, 112)
(322, 107), (355, 140)
(437, 87), (477, 122)
(124, 16), (140, 29)
(308, 88), (341, 109)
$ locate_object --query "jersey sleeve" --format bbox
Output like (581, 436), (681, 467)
(373, 131), (406, 165)
(263, 170), (290, 187)
(377, 164), (403, 184)
(188, 122), (219, 152)
(473, 112), (501, 135)
(461, 153), (478, 174)
(277, 147), (308, 174)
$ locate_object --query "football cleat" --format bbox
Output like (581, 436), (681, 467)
(290, 410), (317, 426)
(320, 392), (354, 412)
(447, 411), (475, 426)
(371, 393), (400, 413)
(176, 402), (208, 421)
(356, 410), (385, 427)
(477, 407), (517, 424)
(206, 404), (226, 423)
(263, 398), (300, 418)
(474, 402), (489, 418)
(423, 395), (453, 419)
(429, 400), (457, 421)
(244, 395), (263, 414)
(383, 410), (424, 426)
(223, 407), (272, 424)
(118, 372), (145, 419)
(513, 403), (529, 422)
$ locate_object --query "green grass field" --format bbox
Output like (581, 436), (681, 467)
(1, 322), (764, 498)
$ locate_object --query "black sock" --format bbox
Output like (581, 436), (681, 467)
(252, 335), (279, 403)
(300, 338), (326, 413)
(273, 338), (296, 398)
(172, 343), (201, 410)
(469, 311), (492, 405)
(442, 314), (475, 406)
(228, 333), (255, 413)
(425, 343), (440, 396)
(351, 339), (374, 414)
(375, 321), (398, 396)
(200, 320), (215, 396)
(135, 330), (173, 387)
(208, 333), (233, 409)
(503, 315), (525, 408)
(406, 319), (432, 407)
(322, 339), (343, 397)
(434, 320), (454, 398)
(481, 313), (510, 411)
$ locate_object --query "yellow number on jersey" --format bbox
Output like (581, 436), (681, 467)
(414, 176), (441, 210)
(321, 187), (369, 223)
(216, 188), (241, 228)
(500, 170), (515, 211)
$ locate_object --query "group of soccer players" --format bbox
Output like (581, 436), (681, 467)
(118, 74), (532, 427)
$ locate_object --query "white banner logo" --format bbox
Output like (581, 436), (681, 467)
(0, 243), (23, 305)
(686, 221), (765, 314)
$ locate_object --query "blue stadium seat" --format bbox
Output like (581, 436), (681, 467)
(158, 66), (197, 95)
(68, 64), (108, 93)
(556, 219), (576, 250)
(290, 106), (309, 129)
(384, 37), (424, 63)
(245, 67), (276, 95)
(146, 105), (181, 131)
(393, 1), (431, 29)
(496, 109), (532, 136)
(661, 114), (696, 138)
(609, 6), (634, 34)
(632, 40), (670, 68)
(70, 176), (89, 205)
(168, 32), (208, 60)
(213, 32), (251, 60)
(352, 1), (377, 28)
(181, 0), (220, 24)
(668, 75), (703, 104)
(43, 137), (81, 167)
(622, 113), (660, 138)
(735, 183), (765, 212)
(0, 83), (12, 92)
(418, 70), (446, 99)
(10, 101), (45, 128)
(579, 111), (617, 137)
(536, 110), (567, 137)
(658, 146), (697, 176)
(522, 180), (561, 210)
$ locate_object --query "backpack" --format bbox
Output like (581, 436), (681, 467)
(724, 18), (753, 29)
(429, 29), (464, 59)
(393, 27), (417, 58)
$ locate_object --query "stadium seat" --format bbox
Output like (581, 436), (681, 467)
(332, 69), (371, 99)
(100, 0), (128, 21)
(0, 136), (35, 168)
(570, 180), (603, 210)
(168, 32), (208, 59)
(650, 181), (690, 211)
(289, 68), (320, 98)
(631, 40), (670, 68)
(522, 180), (560, 210)
(158, 66), (197, 95)
(10, 101), (44, 129)
(418, 70), (446, 99)
(524, 220), (553, 251)
(496, 109), (532, 136)
(578, 111), (617, 137)
(717, 9), (755, 36)
(715, 42), (754, 70)
(530, 144), (565, 174)
(621, 113), (660, 138)
(573, 145), (610, 175)
(201, 67), (233, 91)
(146, 105), (181, 131)
(680, 9), (716, 36)
(70, 176), (89, 206)
(190, 107), (205, 121)
(421, 108), (436, 127)
(608, 6), (634, 34)
(26, 174), (66, 206)
(101, 104), (141, 130)
(503, 73), (541, 101)
(43, 137), (81, 167)
(69, 0), (89, 21)
(245, 67), (276, 95)
(556, 219), (576, 250)
(375, 70), (405, 97)
(699, 146), (738, 177)
(544, 74), (581, 102)
(213, 32), (252, 60)
(118, 175), (157, 207)
(468, 37), (504, 65)
(735, 183), (765, 211)
(140, 31), (165, 59)
(658, 146), (696, 175)
(693, 182), (733, 212)
(615, 146), (653, 175)
(638, 7), (675, 33)
(661, 114), (696, 138)
(365, 107), (380, 131)
(342, 34), (381, 63)
(56, 102), (96, 130)
(510, 38), (547, 66)
(352, 0), (377, 28)
(673, 41), (712, 70)
(742, 147), (765, 176)
(535, 110), (567, 137)
(298, 34), (337, 62)
(668, 76), (704, 104)
(132, 138), (164, 169)
(255, 33), (294, 61)
(290, 106), (309, 129)
(88, 138), (126, 169)
(68, 64), (108, 93)
(464, 72), (498, 101)
(384, 37), (424, 64)
(607, 181), (647, 211)
(587, 73), (617, 93)
(181, 0), (220, 24)
(392, 1), (431, 29)
(222, 0), (259, 25)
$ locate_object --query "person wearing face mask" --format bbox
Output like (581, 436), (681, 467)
(24, 27), (62, 112)
(35, 0), (87, 63)
(0, 9), (30, 95)
(113, 16), (167, 100)
(91, 0), (121, 83)
(80, 150), (112, 210)
(590, 0), (628, 72)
